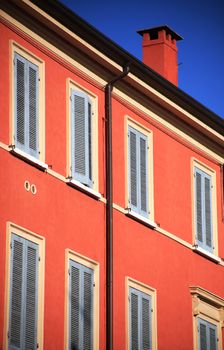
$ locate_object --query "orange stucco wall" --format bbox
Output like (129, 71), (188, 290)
(0, 18), (224, 350)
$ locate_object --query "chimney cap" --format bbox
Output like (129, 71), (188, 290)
(137, 25), (183, 41)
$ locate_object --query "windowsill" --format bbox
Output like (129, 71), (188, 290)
(193, 245), (221, 264)
(66, 178), (101, 200)
(125, 208), (157, 229)
(9, 146), (48, 170)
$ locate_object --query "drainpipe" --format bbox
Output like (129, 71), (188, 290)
(105, 63), (131, 350)
(221, 164), (224, 222)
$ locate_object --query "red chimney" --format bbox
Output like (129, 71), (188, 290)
(137, 26), (183, 86)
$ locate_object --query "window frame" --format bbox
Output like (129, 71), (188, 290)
(67, 79), (99, 193)
(125, 116), (154, 222)
(190, 286), (224, 350)
(126, 277), (157, 350)
(4, 222), (45, 350)
(64, 249), (99, 350)
(198, 317), (218, 350)
(192, 159), (218, 257)
(10, 41), (46, 167)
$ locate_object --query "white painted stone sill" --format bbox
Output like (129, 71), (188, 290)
(9, 146), (48, 170)
(125, 209), (157, 229)
(66, 178), (101, 200)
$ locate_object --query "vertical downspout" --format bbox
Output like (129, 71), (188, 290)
(105, 64), (130, 350)
(221, 164), (224, 222)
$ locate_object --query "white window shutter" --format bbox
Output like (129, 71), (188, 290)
(128, 126), (149, 218)
(195, 167), (213, 252)
(15, 53), (26, 149)
(69, 260), (94, 350)
(129, 128), (138, 212)
(28, 61), (39, 158)
(14, 53), (39, 158)
(71, 90), (93, 187)
(9, 234), (38, 350)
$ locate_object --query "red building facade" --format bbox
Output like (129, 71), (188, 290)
(0, 1), (224, 350)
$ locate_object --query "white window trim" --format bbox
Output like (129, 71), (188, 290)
(9, 146), (48, 170)
(125, 208), (157, 229)
(125, 116), (154, 221)
(4, 222), (45, 350)
(11, 41), (45, 163)
(66, 178), (101, 199)
(67, 79), (99, 192)
(192, 245), (221, 264)
(192, 158), (218, 256)
(126, 277), (157, 350)
(64, 249), (99, 350)
(190, 286), (224, 350)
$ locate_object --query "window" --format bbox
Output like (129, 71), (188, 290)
(71, 89), (92, 186)
(193, 160), (218, 256)
(4, 223), (45, 350)
(11, 42), (45, 165)
(127, 278), (157, 350)
(190, 286), (224, 350)
(126, 118), (154, 222)
(198, 318), (218, 350)
(9, 234), (39, 349)
(67, 80), (98, 192)
(65, 250), (99, 350)
(14, 52), (39, 157)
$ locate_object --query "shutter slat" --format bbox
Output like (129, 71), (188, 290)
(28, 64), (38, 155)
(9, 236), (24, 349)
(130, 130), (138, 208)
(83, 271), (93, 350)
(140, 137), (147, 214)
(196, 171), (203, 243)
(205, 176), (212, 248)
(16, 57), (25, 146)
(24, 243), (38, 350)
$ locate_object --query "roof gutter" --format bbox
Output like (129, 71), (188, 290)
(105, 63), (131, 350)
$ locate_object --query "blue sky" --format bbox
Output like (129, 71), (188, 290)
(61, 0), (224, 119)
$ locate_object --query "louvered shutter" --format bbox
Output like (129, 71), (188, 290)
(141, 295), (151, 350)
(130, 288), (139, 350)
(15, 54), (26, 150)
(9, 234), (38, 350)
(195, 169), (203, 244)
(9, 234), (24, 350)
(70, 262), (80, 350)
(204, 174), (212, 251)
(199, 319), (207, 350)
(28, 61), (39, 158)
(129, 128), (138, 213)
(198, 318), (217, 350)
(71, 90), (93, 187)
(129, 287), (152, 350)
(209, 323), (217, 350)
(128, 127), (148, 217)
(195, 168), (213, 252)
(139, 135), (148, 218)
(14, 53), (39, 158)
(69, 260), (94, 350)
(24, 240), (39, 350)
(83, 270), (93, 350)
